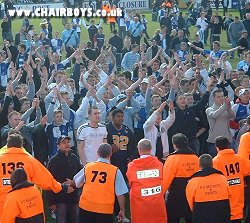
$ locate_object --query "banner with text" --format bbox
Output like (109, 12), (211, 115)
(82, 0), (150, 10)
(13, 3), (64, 12)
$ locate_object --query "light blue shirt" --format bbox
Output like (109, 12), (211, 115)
(73, 158), (128, 196)
(129, 21), (143, 37)
(22, 39), (33, 52)
(237, 60), (248, 71)
(62, 29), (80, 48)
(121, 52), (140, 71)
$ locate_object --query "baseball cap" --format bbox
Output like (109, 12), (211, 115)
(40, 19), (48, 25)
(141, 78), (149, 84)
(239, 89), (249, 97)
(57, 135), (71, 144)
(116, 94), (127, 102)
(48, 83), (57, 91)
(160, 63), (168, 69)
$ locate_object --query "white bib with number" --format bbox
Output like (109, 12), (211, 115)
(137, 169), (160, 179)
(141, 185), (162, 197)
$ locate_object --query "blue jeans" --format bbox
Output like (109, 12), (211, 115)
(230, 38), (238, 58)
(207, 142), (217, 158)
(2, 31), (10, 41)
(189, 138), (200, 156)
(56, 203), (78, 223)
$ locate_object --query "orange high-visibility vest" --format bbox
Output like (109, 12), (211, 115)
(238, 132), (250, 161)
(127, 156), (167, 223)
(108, 6), (116, 23)
(0, 147), (62, 218)
(102, 4), (109, 12)
(186, 168), (231, 222)
(213, 149), (250, 220)
(79, 162), (118, 214)
(1, 184), (44, 223)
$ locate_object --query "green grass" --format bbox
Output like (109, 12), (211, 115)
(0, 9), (242, 223)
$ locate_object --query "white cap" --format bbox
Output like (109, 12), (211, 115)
(239, 88), (249, 97)
(141, 78), (149, 84)
(48, 83), (57, 91)
(116, 94), (127, 102)
(160, 63), (168, 69)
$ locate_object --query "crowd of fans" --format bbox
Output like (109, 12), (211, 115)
(1, 0), (250, 222)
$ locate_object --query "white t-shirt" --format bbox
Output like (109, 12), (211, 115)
(72, 18), (81, 33)
(77, 123), (107, 163)
(196, 18), (208, 31)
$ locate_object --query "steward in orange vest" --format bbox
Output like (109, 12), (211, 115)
(127, 139), (167, 223)
(238, 115), (250, 222)
(1, 168), (45, 223)
(102, 3), (109, 23)
(163, 133), (199, 223)
(72, 143), (128, 223)
(186, 154), (231, 223)
(0, 133), (71, 219)
(213, 136), (250, 222)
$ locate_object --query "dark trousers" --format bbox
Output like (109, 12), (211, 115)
(223, 6), (228, 16)
(134, 128), (144, 144)
(204, 29), (208, 44)
(210, 35), (220, 48)
(116, 53), (122, 71)
(168, 217), (192, 223)
(56, 203), (78, 223)
(188, 138), (200, 156)
(110, 22), (115, 32)
(207, 142), (217, 158)
(78, 208), (113, 223)
(143, 29), (150, 39)
(119, 26), (127, 39)
(245, 183), (250, 223)
(65, 46), (75, 68)
(231, 220), (242, 223)
(131, 36), (141, 45)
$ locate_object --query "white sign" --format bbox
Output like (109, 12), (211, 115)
(137, 169), (160, 179)
(13, 3), (64, 12)
(82, 0), (149, 10)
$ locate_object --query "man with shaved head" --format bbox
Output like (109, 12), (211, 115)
(186, 154), (231, 223)
(126, 139), (167, 223)
(72, 143), (128, 223)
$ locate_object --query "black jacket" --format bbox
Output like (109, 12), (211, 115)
(166, 148), (197, 218)
(109, 35), (124, 53)
(46, 150), (82, 205)
(168, 91), (210, 152)
(170, 36), (189, 51)
(160, 16), (172, 32)
(243, 19), (250, 34)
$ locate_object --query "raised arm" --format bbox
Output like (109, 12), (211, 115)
(189, 43), (205, 53)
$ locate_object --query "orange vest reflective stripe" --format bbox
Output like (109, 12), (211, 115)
(127, 156), (167, 223)
(80, 162), (118, 214)
(213, 149), (250, 220)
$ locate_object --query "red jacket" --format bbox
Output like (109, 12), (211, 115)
(127, 156), (167, 223)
